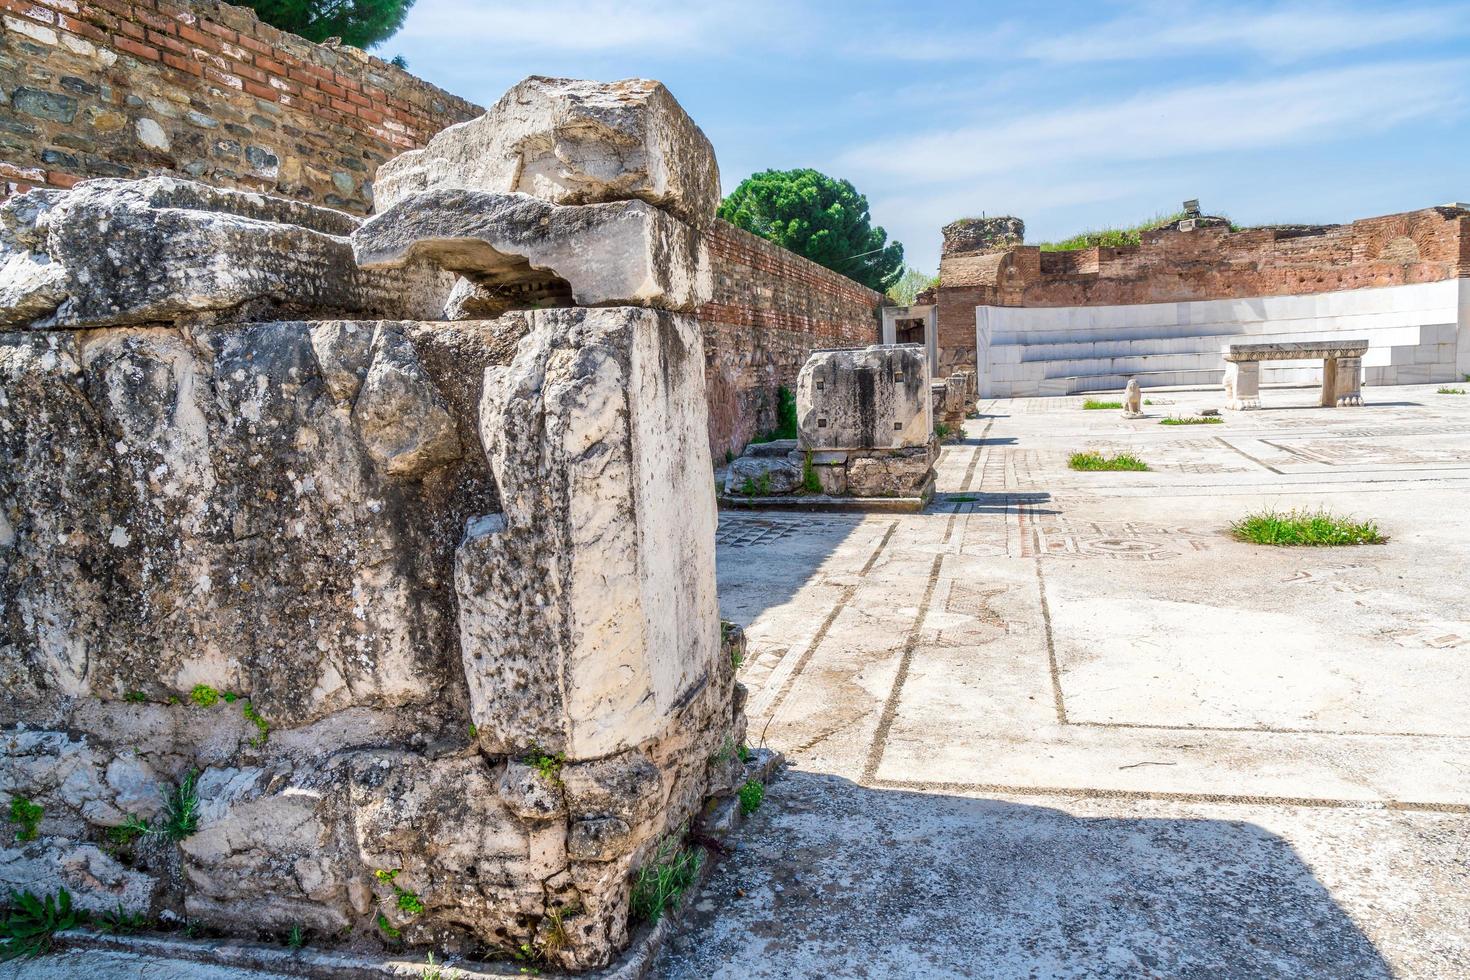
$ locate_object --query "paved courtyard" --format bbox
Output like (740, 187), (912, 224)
(658, 383), (1470, 979)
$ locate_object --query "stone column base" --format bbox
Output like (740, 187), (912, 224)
(1223, 360), (1260, 411)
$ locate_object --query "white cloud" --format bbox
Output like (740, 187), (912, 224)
(1024, 2), (1467, 64)
(839, 61), (1469, 184)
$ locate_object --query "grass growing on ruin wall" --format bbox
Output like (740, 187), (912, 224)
(1036, 211), (1241, 251)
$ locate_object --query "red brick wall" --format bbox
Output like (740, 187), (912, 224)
(0, 0), (480, 211)
(937, 206), (1470, 371)
(700, 221), (882, 458)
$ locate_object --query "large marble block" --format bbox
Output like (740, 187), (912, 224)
(797, 344), (932, 450)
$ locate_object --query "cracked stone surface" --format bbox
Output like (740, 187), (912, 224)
(373, 76), (721, 229)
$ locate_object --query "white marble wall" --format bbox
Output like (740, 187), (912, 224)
(975, 280), (1465, 397)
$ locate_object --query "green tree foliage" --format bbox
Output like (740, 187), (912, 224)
(885, 266), (939, 306)
(718, 169), (904, 292)
(237, 0), (416, 49)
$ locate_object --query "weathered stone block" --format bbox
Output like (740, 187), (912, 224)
(0, 177), (455, 329)
(724, 453), (801, 496)
(374, 76), (721, 229)
(353, 189), (710, 312)
(455, 307), (719, 760)
(797, 344), (932, 451)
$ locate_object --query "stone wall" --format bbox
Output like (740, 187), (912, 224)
(938, 206), (1470, 373)
(0, 76), (748, 972)
(0, 0), (480, 212)
(700, 220), (883, 459)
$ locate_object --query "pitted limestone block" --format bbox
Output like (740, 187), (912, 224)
(496, 760), (567, 822)
(561, 749), (663, 826)
(567, 816), (633, 861)
(0, 321), (499, 727)
(455, 307), (719, 760)
(353, 326), (462, 479)
(797, 344), (932, 451)
(724, 453), (801, 495)
(353, 190), (711, 312)
(0, 840), (158, 916)
(308, 320), (375, 403)
(845, 440), (939, 497)
(0, 177), (454, 329)
(373, 76), (721, 229)
(181, 766), (355, 934)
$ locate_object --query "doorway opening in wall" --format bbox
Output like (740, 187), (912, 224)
(895, 318), (925, 345)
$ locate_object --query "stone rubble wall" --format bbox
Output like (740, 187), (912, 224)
(0, 75), (746, 972)
(0, 0), (481, 212)
(938, 206), (1470, 374)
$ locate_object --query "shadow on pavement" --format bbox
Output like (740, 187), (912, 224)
(656, 771), (1391, 979)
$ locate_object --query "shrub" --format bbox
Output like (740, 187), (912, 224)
(1230, 509), (1384, 546)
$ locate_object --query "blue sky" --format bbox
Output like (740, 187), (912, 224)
(383, 0), (1470, 273)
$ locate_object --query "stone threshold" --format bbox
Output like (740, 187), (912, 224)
(40, 750), (786, 980)
(718, 475), (936, 514)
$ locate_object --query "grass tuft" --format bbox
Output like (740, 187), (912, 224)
(1082, 399), (1122, 410)
(159, 770), (201, 842)
(1230, 508), (1384, 546)
(1160, 416), (1223, 425)
(629, 824), (701, 925)
(1068, 451), (1149, 472)
(1436, 387), (1466, 395)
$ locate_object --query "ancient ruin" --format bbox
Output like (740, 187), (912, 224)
(0, 77), (749, 971)
(721, 344), (937, 508)
(1223, 340), (1367, 410)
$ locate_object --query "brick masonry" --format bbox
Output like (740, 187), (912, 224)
(937, 207), (1470, 372)
(0, 0), (480, 212)
(700, 220), (883, 459)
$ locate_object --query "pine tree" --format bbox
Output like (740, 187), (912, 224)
(239, 0), (416, 50)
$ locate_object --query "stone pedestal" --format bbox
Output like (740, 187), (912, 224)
(1224, 360), (1261, 410)
(1333, 356), (1363, 406)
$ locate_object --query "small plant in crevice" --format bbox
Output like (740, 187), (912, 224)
(738, 472), (772, 498)
(738, 779), (765, 815)
(375, 869), (424, 918)
(1436, 386), (1466, 395)
(159, 769), (201, 842)
(800, 452), (822, 494)
(285, 923), (306, 949)
(422, 951), (462, 980)
(538, 903), (579, 959)
(1, 887), (81, 961)
(94, 902), (147, 935)
(189, 684), (221, 708)
(934, 421), (953, 441)
(1230, 508), (1384, 547)
(629, 824), (702, 925)
(1082, 399), (1122, 410)
(1159, 415), (1223, 426)
(522, 746), (566, 786)
(738, 744), (753, 764)
(1068, 451), (1149, 472)
(124, 691), (148, 703)
(8, 797), (42, 842)
(242, 701), (270, 747)
(375, 912), (401, 941)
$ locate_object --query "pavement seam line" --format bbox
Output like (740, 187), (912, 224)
(861, 552), (945, 785)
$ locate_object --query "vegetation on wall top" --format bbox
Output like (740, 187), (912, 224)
(719, 168), (905, 293)
(237, 0), (417, 49)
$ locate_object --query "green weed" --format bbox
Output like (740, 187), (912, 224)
(123, 691), (147, 704)
(1068, 451), (1149, 472)
(376, 912), (401, 940)
(523, 747), (566, 785)
(159, 770), (201, 841)
(242, 702), (269, 747)
(94, 902), (146, 935)
(1436, 387), (1466, 395)
(738, 779), (765, 815)
(629, 825), (702, 925)
(738, 473), (772, 498)
(1159, 416), (1223, 425)
(286, 923), (306, 949)
(8, 797), (42, 842)
(801, 452), (822, 494)
(1230, 508), (1384, 546)
(189, 685), (221, 708)
(1, 888), (80, 960)
(1082, 399), (1122, 410)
